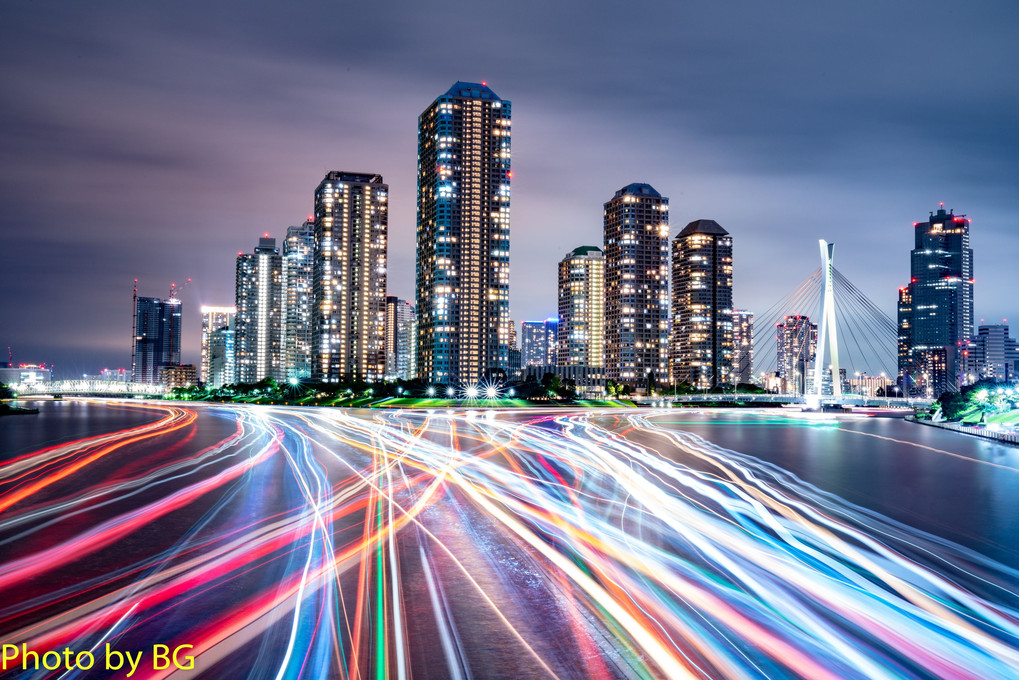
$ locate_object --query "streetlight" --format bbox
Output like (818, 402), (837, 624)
(427, 386), (436, 397)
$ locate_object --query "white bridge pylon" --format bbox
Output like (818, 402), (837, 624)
(810, 239), (841, 404)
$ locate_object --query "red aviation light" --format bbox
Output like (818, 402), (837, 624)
(911, 278), (917, 283)
(507, 171), (513, 178)
(481, 81), (487, 86)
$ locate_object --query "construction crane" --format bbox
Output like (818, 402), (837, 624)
(131, 279), (138, 381)
(168, 277), (192, 302)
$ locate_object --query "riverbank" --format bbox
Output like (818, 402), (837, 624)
(906, 414), (1019, 445)
(0, 402), (39, 416)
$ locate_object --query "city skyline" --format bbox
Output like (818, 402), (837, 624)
(2, 1), (1018, 377)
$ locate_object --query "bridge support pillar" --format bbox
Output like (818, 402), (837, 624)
(810, 240), (841, 404)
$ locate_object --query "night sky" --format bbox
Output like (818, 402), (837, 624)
(2, 0), (1017, 378)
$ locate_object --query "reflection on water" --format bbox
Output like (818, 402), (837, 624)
(627, 410), (1019, 567)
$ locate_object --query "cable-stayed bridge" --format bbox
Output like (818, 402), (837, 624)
(750, 239), (901, 406)
(678, 240), (932, 408)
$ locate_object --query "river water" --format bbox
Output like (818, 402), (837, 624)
(1, 400), (1017, 679)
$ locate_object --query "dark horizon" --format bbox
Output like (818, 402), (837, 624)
(2, 0), (1017, 378)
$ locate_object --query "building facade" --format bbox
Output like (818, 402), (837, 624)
(732, 309), (754, 384)
(416, 82), (512, 385)
(384, 297), (417, 381)
(521, 319), (558, 368)
(132, 295), (181, 384)
(603, 183), (669, 388)
(962, 324), (1019, 383)
(200, 305), (235, 385)
(557, 246), (604, 369)
(777, 314), (817, 395)
(208, 325), (235, 388)
(283, 220), (315, 380)
(160, 363), (197, 390)
(897, 205), (974, 396)
(100, 368), (130, 382)
(313, 172), (388, 383)
(0, 364), (51, 385)
(235, 236), (283, 384)
(670, 219), (733, 389)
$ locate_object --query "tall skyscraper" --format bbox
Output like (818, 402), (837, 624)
(132, 295), (181, 384)
(521, 319), (558, 367)
(313, 172), (388, 383)
(283, 220), (315, 380)
(416, 82), (512, 385)
(384, 297), (417, 381)
(732, 309), (754, 384)
(200, 305), (235, 385)
(777, 314), (817, 394)
(235, 236), (283, 384)
(603, 183), (669, 387)
(670, 219), (734, 389)
(897, 205), (974, 396)
(557, 246), (605, 368)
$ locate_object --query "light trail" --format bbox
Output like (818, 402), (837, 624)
(1, 402), (1018, 679)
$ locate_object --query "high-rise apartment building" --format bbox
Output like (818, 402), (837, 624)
(507, 322), (521, 379)
(557, 246), (605, 369)
(313, 172), (388, 383)
(208, 325), (235, 388)
(384, 297), (417, 381)
(283, 220), (315, 380)
(416, 82), (512, 385)
(160, 364), (197, 390)
(897, 205), (974, 396)
(732, 309), (754, 384)
(132, 295), (181, 384)
(603, 183), (669, 388)
(670, 219), (733, 389)
(200, 306), (235, 385)
(962, 324), (1019, 383)
(521, 319), (558, 367)
(235, 236), (283, 383)
(777, 314), (817, 394)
